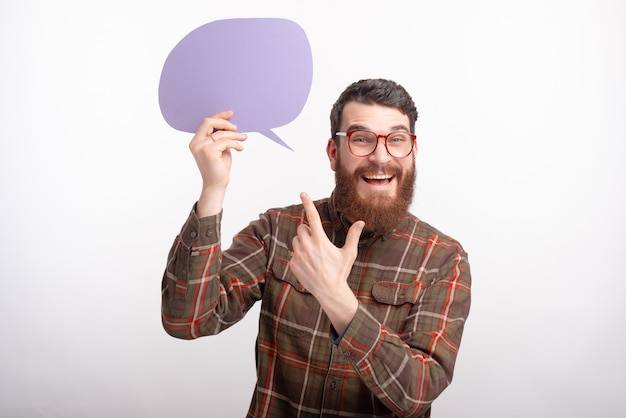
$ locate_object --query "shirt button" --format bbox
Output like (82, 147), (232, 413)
(343, 351), (352, 358)
(190, 231), (197, 238)
(206, 230), (213, 237)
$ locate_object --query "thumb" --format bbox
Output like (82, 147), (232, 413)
(344, 220), (365, 252)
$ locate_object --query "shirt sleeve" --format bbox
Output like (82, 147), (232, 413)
(160, 205), (266, 340)
(336, 248), (471, 417)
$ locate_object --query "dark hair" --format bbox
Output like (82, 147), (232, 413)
(330, 79), (418, 140)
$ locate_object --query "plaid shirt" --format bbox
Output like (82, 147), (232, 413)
(161, 194), (471, 417)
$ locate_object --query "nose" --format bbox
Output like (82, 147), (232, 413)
(368, 136), (392, 164)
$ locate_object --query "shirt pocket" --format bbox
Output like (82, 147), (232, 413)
(372, 280), (425, 305)
(264, 257), (320, 338)
(368, 280), (426, 335)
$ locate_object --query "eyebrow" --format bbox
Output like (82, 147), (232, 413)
(346, 124), (411, 132)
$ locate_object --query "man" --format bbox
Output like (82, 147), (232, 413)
(161, 79), (471, 417)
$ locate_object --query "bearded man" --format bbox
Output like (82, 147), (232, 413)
(161, 79), (472, 418)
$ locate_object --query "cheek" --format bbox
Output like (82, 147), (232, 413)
(336, 150), (363, 174)
(400, 156), (416, 173)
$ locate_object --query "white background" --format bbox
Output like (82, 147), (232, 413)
(1, 0), (625, 417)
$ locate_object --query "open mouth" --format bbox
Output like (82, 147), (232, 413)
(362, 174), (394, 185)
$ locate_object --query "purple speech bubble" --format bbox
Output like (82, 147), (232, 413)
(158, 18), (313, 151)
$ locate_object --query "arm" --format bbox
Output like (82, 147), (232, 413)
(161, 112), (252, 338)
(289, 192), (364, 334)
(161, 208), (268, 339)
(339, 249), (471, 417)
(289, 194), (471, 416)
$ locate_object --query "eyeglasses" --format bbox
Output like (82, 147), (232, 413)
(335, 130), (416, 158)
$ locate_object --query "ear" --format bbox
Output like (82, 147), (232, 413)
(326, 139), (338, 171)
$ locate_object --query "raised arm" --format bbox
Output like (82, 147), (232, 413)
(162, 112), (251, 338)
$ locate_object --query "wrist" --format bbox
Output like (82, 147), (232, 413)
(196, 187), (227, 218)
(321, 288), (358, 336)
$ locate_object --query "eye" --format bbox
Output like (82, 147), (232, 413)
(388, 133), (409, 144)
(350, 131), (373, 144)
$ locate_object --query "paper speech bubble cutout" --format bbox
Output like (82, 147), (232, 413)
(159, 18), (313, 150)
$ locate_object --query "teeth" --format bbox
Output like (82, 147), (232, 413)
(365, 174), (392, 180)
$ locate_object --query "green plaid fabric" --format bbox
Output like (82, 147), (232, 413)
(162, 194), (471, 417)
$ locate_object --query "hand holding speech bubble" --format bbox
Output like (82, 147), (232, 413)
(158, 18), (313, 151)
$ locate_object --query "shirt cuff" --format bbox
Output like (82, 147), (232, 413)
(330, 318), (354, 345)
(179, 203), (222, 247)
(336, 305), (381, 363)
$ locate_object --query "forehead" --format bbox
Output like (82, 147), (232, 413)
(341, 101), (410, 131)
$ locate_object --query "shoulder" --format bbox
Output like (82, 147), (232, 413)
(256, 197), (332, 230)
(402, 213), (468, 258)
(264, 197), (331, 219)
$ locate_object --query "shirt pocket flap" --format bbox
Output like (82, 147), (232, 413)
(271, 257), (311, 294)
(372, 281), (423, 305)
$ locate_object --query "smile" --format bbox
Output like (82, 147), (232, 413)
(362, 174), (394, 184)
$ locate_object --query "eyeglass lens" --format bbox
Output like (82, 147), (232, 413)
(348, 131), (413, 157)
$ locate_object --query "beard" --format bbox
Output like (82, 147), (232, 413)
(333, 153), (416, 235)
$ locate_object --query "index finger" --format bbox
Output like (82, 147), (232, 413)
(299, 192), (325, 236)
(194, 111), (238, 136)
(208, 110), (238, 132)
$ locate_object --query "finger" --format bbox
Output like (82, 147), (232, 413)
(210, 129), (247, 143)
(208, 115), (238, 133)
(190, 126), (247, 154)
(291, 234), (300, 252)
(299, 192), (324, 237)
(193, 111), (238, 138)
(210, 110), (235, 120)
(344, 220), (365, 252)
(211, 133), (247, 153)
(296, 223), (312, 238)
